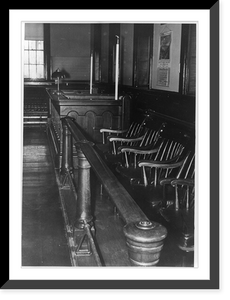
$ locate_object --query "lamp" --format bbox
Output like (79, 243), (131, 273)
(52, 68), (65, 94)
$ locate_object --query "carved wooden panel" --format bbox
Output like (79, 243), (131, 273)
(61, 106), (121, 143)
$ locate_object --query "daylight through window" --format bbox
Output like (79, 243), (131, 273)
(24, 40), (45, 79)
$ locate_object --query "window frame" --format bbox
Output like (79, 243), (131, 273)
(24, 24), (50, 82)
(24, 40), (45, 80)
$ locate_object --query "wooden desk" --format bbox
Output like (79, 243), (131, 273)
(46, 89), (130, 169)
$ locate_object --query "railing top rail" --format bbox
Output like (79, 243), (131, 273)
(63, 116), (148, 225)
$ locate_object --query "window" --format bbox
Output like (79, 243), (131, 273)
(24, 40), (45, 79)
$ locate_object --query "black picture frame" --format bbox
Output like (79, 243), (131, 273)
(6, 3), (219, 290)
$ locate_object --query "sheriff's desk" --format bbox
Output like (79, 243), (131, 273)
(46, 88), (130, 169)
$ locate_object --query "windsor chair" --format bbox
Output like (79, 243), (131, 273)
(98, 110), (166, 165)
(158, 150), (195, 252)
(159, 150), (195, 209)
(116, 129), (190, 183)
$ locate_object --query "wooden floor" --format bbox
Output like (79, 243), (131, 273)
(22, 125), (194, 267)
(22, 125), (130, 267)
(22, 126), (71, 266)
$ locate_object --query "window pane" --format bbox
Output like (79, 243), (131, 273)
(36, 65), (44, 78)
(29, 65), (37, 78)
(24, 50), (29, 64)
(29, 51), (36, 64)
(37, 51), (44, 64)
(37, 41), (44, 50)
(28, 40), (36, 50)
(24, 65), (29, 78)
(24, 40), (29, 49)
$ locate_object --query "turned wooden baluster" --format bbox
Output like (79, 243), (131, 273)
(73, 141), (96, 257)
(60, 119), (73, 186)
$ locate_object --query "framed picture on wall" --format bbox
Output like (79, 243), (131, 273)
(159, 30), (172, 61)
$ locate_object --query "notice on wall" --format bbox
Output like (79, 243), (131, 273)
(151, 24), (181, 92)
(156, 30), (171, 87)
(156, 68), (170, 87)
(157, 30), (171, 86)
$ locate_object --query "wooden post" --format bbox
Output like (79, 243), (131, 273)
(90, 52), (93, 94)
(115, 35), (119, 100)
(175, 185), (180, 210)
(123, 220), (167, 266)
(60, 119), (73, 185)
(73, 141), (95, 256)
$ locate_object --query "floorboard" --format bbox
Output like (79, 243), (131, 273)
(22, 126), (71, 266)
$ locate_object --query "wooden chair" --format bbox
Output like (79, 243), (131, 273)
(158, 151), (195, 252)
(99, 109), (154, 147)
(115, 124), (166, 166)
(98, 110), (166, 164)
(159, 150), (195, 209)
(116, 129), (190, 187)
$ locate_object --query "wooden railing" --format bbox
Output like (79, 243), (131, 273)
(60, 116), (167, 266)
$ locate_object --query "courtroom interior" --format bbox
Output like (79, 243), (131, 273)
(22, 22), (196, 267)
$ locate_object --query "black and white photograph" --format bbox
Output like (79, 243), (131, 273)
(22, 21), (196, 268)
(7, 5), (222, 292)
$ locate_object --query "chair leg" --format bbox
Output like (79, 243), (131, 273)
(142, 166), (148, 187)
(124, 152), (129, 168)
(100, 184), (103, 195)
(186, 186), (190, 210)
(175, 185), (179, 210)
